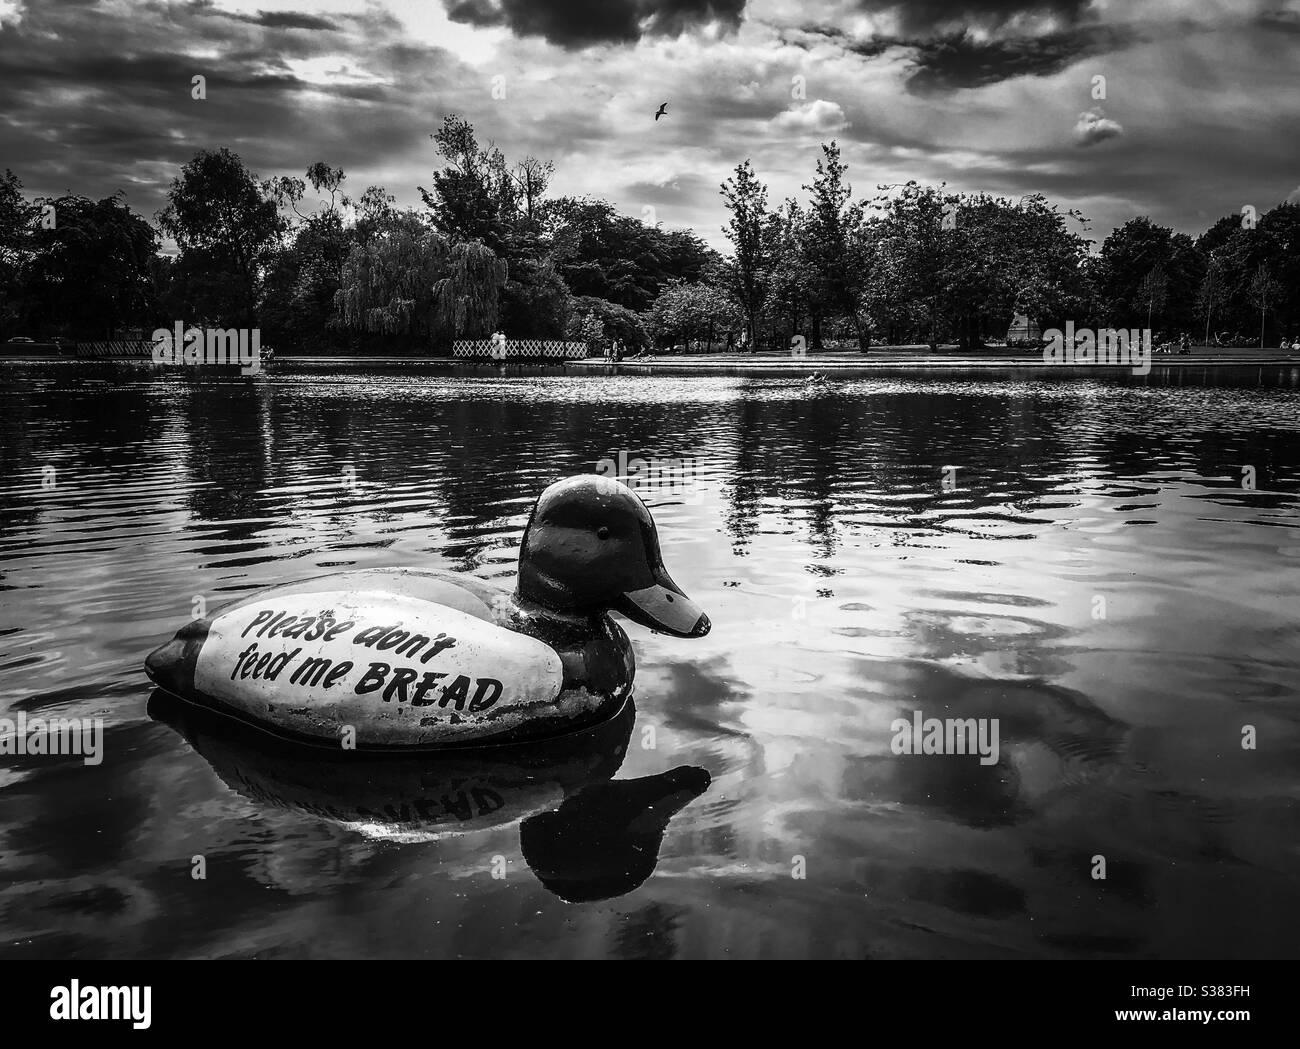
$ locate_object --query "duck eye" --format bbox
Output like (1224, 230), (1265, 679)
(597, 526), (610, 540)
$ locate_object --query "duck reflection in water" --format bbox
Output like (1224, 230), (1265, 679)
(147, 689), (709, 903)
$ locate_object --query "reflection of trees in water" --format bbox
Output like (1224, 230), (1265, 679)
(719, 390), (1042, 553)
(180, 380), (272, 543)
(0, 364), (166, 532)
(135, 377), (1300, 579)
(612, 902), (684, 960)
(719, 387), (1300, 553)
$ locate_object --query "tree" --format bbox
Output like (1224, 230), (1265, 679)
(648, 281), (742, 350)
(499, 257), (571, 338)
(578, 311), (605, 354)
(23, 193), (158, 338)
(871, 182), (949, 348)
(543, 196), (717, 310)
(0, 170), (37, 335)
(1198, 253), (1226, 347)
(158, 148), (286, 324)
(1097, 218), (1202, 333)
(1216, 202), (1300, 343)
(260, 163), (356, 351)
(1137, 264), (1168, 332)
(334, 210), (507, 350)
(1248, 264), (1281, 348)
(801, 142), (872, 351)
(353, 185), (398, 247)
(936, 192), (1091, 346)
(306, 162), (348, 213)
(437, 238), (511, 339)
(720, 160), (770, 349)
(569, 295), (651, 351)
(509, 155), (554, 223)
(0, 169), (36, 268)
(421, 114), (519, 255)
(1256, 203), (1300, 339)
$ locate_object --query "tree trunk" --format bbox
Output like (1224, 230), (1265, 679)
(851, 310), (868, 353)
(810, 311), (823, 350)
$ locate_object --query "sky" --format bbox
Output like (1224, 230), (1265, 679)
(0, 0), (1297, 253)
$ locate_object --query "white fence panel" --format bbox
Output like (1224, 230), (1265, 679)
(76, 340), (155, 357)
(452, 339), (589, 360)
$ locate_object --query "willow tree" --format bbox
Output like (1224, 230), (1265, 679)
(335, 212), (506, 348)
(433, 241), (508, 339)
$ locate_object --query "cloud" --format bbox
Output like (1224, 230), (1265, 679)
(852, 0), (1096, 36)
(794, 21), (1132, 94)
(1257, 9), (1300, 35)
(905, 25), (1129, 92)
(233, 11), (341, 32)
(1073, 108), (1123, 146)
(444, 0), (746, 49)
(774, 99), (849, 133)
(0, 0), (1296, 260)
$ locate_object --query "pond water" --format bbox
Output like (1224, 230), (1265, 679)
(2, 362), (1298, 959)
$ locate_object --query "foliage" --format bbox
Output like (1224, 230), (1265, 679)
(719, 160), (770, 346)
(22, 193), (157, 338)
(158, 148), (286, 325)
(543, 196), (717, 310)
(334, 209), (507, 347)
(569, 295), (651, 350)
(5, 127), (1299, 351)
(647, 280), (742, 348)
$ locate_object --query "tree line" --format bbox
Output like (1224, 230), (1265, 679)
(1, 116), (1296, 352)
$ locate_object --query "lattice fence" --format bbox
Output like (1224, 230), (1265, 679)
(452, 339), (590, 360)
(76, 340), (156, 357)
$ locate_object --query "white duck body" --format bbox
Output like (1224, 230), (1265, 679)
(146, 568), (618, 749)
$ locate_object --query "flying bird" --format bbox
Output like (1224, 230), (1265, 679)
(654, 102), (668, 121)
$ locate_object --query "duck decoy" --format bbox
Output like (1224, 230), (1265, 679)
(144, 475), (710, 749)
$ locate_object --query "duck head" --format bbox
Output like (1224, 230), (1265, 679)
(516, 475), (710, 638)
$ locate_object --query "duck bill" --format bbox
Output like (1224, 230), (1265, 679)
(615, 568), (710, 638)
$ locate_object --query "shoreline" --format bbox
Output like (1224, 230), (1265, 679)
(5, 349), (1299, 387)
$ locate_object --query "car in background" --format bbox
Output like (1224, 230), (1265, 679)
(5, 336), (34, 344)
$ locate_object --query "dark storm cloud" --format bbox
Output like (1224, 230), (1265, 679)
(0, 0), (471, 219)
(1256, 9), (1300, 34)
(230, 11), (341, 31)
(793, 18), (1129, 93)
(905, 25), (1127, 92)
(444, 0), (746, 49)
